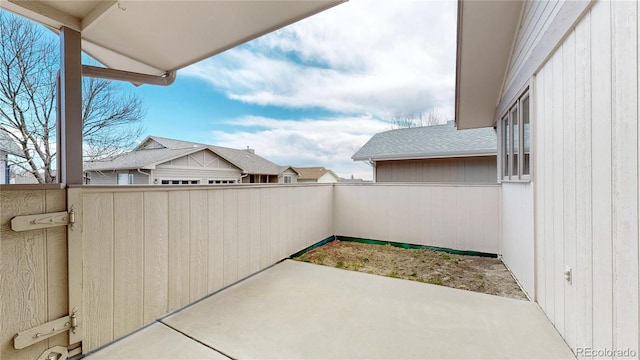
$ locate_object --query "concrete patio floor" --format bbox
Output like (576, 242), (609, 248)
(85, 260), (575, 359)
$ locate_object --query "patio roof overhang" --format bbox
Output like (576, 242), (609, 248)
(454, 0), (523, 130)
(0, 0), (344, 185)
(1, 0), (344, 76)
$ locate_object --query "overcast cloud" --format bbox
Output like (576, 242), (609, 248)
(182, 0), (457, 179)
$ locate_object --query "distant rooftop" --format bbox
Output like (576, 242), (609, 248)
(0, 130), (22, 157)
(293, 167), (338, 181)
(85, 136), (293, 175)
(352, 121), (496, 161)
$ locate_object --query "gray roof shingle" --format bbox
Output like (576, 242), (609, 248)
(85, 136), (290, 175)
(0, 130), (22, 156)
(352, 121), (496, 161)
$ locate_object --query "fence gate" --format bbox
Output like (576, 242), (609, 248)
(3, 187), (83, 359)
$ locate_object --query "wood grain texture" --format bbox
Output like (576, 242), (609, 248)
(143, 191), (169, 323)
(611, 0), (639, 352)
(189, 191), (208, 302)
(551, 46), (565, 336)
(1, 189), (49, 359)
(590, 0), (614, 351)
(168, 191), (190, 311)
(236, 189), (251, 280)
(113, 192), (144, 338)
(83, 192), (114, 352)
(529, 2), (640, 355)
(44, 189), (69, 349)
(223, 189), (238, 286)
(573, 11), (593, 351)
(561, 29), (577, 350)
(207, 190), (224, 293)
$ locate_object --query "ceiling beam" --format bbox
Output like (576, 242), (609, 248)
(81, 1), (117, 32)
(4, 0), (81, 30)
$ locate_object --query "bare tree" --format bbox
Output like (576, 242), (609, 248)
(389, 109), (446, 129)
(0, 12), (145, 183)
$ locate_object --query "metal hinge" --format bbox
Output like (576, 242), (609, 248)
(10, 207), (76, 232)
(14, 309), (78, 350)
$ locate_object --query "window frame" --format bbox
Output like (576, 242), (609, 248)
(117, 173), (133, 185)
(283, 175), (292, 184)
(500, 88), (531, 182)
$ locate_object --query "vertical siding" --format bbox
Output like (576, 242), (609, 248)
(79, 184), (334, 352)
(500, 182), (534, 297)
(532, 0), (639, 355)
(0, 187), (67, 359)
(333, 184), (500, 254)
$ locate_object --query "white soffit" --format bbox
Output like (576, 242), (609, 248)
(455, 0), (522, 130)
(1, 0), (344, 76)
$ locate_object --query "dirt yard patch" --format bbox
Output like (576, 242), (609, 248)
(293, 240), (527, 300)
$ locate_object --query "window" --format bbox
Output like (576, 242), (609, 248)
(283, 175), (292, 184)
(117, 173), (133, 185)
(160, 179), (199, 185)
(500, 90), (531, 181)
(208, 180), (236, 185)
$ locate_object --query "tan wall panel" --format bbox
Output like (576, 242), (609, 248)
(143, 191), (169, 323)
(113, 192), (144, 338)
(189, 191), (208, 302)
(168, 191), (190, 311)
(83, 192), (115, 352)
(1, 188), (66, 359)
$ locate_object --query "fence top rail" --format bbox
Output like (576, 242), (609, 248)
(0, 184), (66, 191)
(333, 183), (501, 188)
(69, 183), (335, 193)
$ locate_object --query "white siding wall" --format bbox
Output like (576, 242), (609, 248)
(504, 0), (563, 92)
(75, 184), (333, 352)
(500, 182), (534, 297)
(530, 1), (639, 355)
(334, 184), (500, 254)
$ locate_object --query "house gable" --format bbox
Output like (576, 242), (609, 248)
(138, 138), (166, 150)
(157, 149), (238, 170)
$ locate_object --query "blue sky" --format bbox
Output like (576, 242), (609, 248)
(39, 0), (458, 180)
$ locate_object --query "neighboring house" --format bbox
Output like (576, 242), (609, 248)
(294, 167), (340, 183)
(352, 121), (497, 183)
(457, 0), (638, 356)
(0, 130), (22, 184)
(84, 136), (298, 185)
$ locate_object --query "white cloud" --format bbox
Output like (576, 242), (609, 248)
(182, 0), (457, 119)
(208, 115), (390, 180)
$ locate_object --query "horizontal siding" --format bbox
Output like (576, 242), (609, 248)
(532, 1), (639, 356)
(333, 184), (500, 254)
(152, 167), (241, 182)
(376, 156), (497, 184)
(79, 184), (333, 352)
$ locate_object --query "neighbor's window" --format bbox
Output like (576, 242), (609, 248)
(284, 175), (292, 184)
(161, 179), (199, 185)
(501, 89), (531, 181)
(117, 173), (133, 185)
